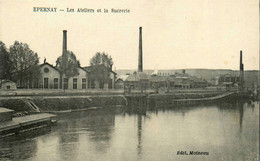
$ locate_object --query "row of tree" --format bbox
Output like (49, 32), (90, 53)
(0, 40), (113, 88)
(0, 41), (40, 88)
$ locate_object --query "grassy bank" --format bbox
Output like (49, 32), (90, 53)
(0, 95), (127, 112)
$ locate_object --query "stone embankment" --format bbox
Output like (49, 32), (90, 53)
(0, 90), (237, 113)
(0, 95), (128, 113)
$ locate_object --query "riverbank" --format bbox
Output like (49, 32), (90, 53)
(0, 88), (231, 97)
(0, 95), (128, 113)
(147, 92), (236, 108)
(0, 89), (237, 114)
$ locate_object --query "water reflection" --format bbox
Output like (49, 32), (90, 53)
(0, 139), (37, 160)
(239, 102), (244, 132)
(0, 127), (51, 160)
(55, 109), (116, 160)
(58, 119), (80, 161)
(216, 101), (256, 133)
(0, 101), (258, 161)
(137, 114), (142, 158)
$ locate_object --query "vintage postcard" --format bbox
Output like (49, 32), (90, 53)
(0, 0), (259, 160)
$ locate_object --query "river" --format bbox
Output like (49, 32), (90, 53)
(0, 100), (259, 161)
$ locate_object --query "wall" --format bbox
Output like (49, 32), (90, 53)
(39, 64), (60, 89)
(63, 68), (88, 90)
(1, 82), (17, 90)
(0, 95), (127, 112)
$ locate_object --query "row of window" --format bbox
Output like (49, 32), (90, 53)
(87, 79), (113, 89)
(43, 78), (87, 89)
(158, 73), (171, 76)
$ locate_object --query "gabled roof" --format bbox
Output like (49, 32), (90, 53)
(39, 62), (61, 73)
(126, 73), (139, 82)
(136, 72), (149, 80)
(125, 72), (149, 82)
(41, 62), (89, 73)
(0, 79), (16, 84)
(116, 75), (130, 82)
(78, 66), (88, 72)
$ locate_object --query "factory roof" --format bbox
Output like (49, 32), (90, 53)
(116, 75), (130, 82)
(39, 62), (61, 72)
(126, 72), (149, 82)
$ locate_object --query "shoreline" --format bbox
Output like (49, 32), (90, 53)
(0, 89), (255, 114)
(0, 88), (233, 97)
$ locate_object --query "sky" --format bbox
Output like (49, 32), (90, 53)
(0, 0), (259, 70)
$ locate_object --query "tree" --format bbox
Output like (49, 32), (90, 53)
(9, 41), (40, 88)
(56, 50), (80, 78)
(90, 52), (113, 68)
(88, 52), (114, 88)
(0, 41), (11, 80)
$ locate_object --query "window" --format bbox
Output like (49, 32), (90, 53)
(54, 78), (58, 89)
(44, 78), (48, 89)
(82, 78), (86, 89)
(63, 78), (68, 89)
(73, 78), (77, 89)
(44, 68), (49, 73)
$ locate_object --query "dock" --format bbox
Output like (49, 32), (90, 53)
(0, 107), (56, 137)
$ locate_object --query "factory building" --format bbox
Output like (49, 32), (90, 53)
(38, 30), (116, 90)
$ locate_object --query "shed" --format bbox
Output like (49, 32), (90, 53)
(0, 80), (17, 90)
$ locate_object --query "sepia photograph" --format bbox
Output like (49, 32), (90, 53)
(0, 0), (259, 160)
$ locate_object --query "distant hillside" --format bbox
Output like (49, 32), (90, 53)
(115, 70), (154, 76)
(116, 69), (260, 88)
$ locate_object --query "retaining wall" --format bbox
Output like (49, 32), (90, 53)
(0, 95), (127, 112)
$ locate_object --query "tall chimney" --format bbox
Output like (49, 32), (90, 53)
(239, 50), (244, 92)
(240, 50), (243, 71)
(62, 30), (67, 55)
(138, 27), (143, 72)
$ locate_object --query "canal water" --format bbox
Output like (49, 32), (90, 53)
(0, 101), (259, 161)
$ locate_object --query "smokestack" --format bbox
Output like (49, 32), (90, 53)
(240, 50), (243, 71)
(138, 27), (143, 72)
(62, 30), (67, 55)
(239, 50), (244, 92)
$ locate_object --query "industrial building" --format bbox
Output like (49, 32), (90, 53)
(38, 30), (116, 90)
